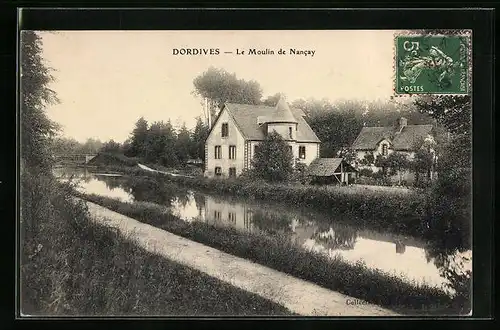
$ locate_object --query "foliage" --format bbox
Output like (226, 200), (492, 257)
(22, 181), (290, 315)
(414, 95), (471, 137)
(289, 162), (311, 184)
(413, 95), (471, 251)
(190, 117), (209, 162)
(51, 137), (104, 156)
(100, 139), (122, 154)
(128, 117), (149, 157)
(412, 148), (435, 185)
(19, 30), (290, 317)
(360, 153), (375, 166)
(358, 168), (374, 177)
(301, 98), (433, 157)
(21, 31), (61, 173)
(81, 193), (458, 315)
(143, 120), (178, 166)
(122, 116), (208, 167)
(125, 168), (428, 238)
(251, 131), (294, 182)
(192, 67), (263, 126)
(175, 123), (192, 165)
(336, 147), (357, 165)
(384, 152), (410, 184)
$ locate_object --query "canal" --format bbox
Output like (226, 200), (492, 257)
(54, 166), (471, 294)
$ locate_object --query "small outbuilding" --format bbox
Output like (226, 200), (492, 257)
(307, 158), (358, 185)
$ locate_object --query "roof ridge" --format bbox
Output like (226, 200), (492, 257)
(220, 102), (320, 143)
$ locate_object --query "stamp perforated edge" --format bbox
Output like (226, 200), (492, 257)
(392, 30), (472, 97)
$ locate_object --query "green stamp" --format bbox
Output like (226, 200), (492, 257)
(395, 34), (470, 95)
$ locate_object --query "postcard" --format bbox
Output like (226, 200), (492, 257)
(19, 26), (474, 317)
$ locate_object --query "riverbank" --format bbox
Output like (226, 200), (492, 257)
(85, 199), (398, 316)
(96, 163), (461, 245)
(21, 177), (292, 316)
(77, 191), (467, 315)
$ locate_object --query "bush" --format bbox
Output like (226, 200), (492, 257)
(358, 168), (374, 177)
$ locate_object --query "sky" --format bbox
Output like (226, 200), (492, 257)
(39, 30), (397, 143)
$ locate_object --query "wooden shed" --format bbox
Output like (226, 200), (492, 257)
(307, 158), (358, 185)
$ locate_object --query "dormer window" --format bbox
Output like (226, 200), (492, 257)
(221, 123), (229, 137)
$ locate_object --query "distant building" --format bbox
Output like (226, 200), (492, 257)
(204, 95), (321, 178)
(351, 117), (436, 183)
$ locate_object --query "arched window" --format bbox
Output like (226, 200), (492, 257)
(289, 127), (293, 139)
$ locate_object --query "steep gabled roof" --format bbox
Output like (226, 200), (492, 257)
(352, 125), (433, 151)
(391, 125), (433, 150)
(223, 102), (321, 143)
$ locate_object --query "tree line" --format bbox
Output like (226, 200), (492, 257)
(112, 117), (209, 168)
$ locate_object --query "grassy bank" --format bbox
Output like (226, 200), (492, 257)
(21, 175), (292, 316)
(77, 192), (468, 315)
(92, 163), (470, 251)
(97, 164), (438, 241)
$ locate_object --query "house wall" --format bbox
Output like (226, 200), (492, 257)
(205, 109), (246, 177)
(247, 140), (320, 169)
(356, 148), (415, 162)
(296, 142), (320, 166)
(375, 139), (393, 156)
(267, 123), (298, 140)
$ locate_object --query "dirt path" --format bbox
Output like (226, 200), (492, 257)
(85, 200), (400, 316)
(137, 163), (193, 178)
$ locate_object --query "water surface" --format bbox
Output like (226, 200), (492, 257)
(55, 166), (471, 293)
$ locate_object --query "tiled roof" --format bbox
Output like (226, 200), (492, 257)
(307, 158), (343, 176)
(268, 96), (298, 123)
(224, 102), (321, 143)
(351, 125), (433, 150)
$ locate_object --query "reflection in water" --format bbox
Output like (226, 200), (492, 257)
(55, 167), (471, 294)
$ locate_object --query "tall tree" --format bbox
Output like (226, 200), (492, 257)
(129, 117), (149, 157)
(175, 123), (193, 165)
(384, 152), (410, 185)
(192, 67), (263, 126)
(251, 131), (294, 182)
(144, 120), (178, 166)
(20, 31), (61, 239)
(21, 31), (60, 173)
(414, 95), (471, 137)
(190, 117), (209, 162)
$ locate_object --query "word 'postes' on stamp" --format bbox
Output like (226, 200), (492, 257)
(395, 34), (470, 95)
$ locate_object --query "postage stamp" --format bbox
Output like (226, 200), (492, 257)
(394, 33), (471, 95)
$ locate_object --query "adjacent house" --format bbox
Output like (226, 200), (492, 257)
(351, 117), (436, 182)
(204, 96), (321, 178)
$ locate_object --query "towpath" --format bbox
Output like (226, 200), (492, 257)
(137, 163), (193, 178)
(84, 199), (401, 317)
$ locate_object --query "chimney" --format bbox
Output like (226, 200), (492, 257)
(396, 117), (407, 133)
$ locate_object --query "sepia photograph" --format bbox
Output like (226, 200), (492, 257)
(19, 28), (473, 317)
